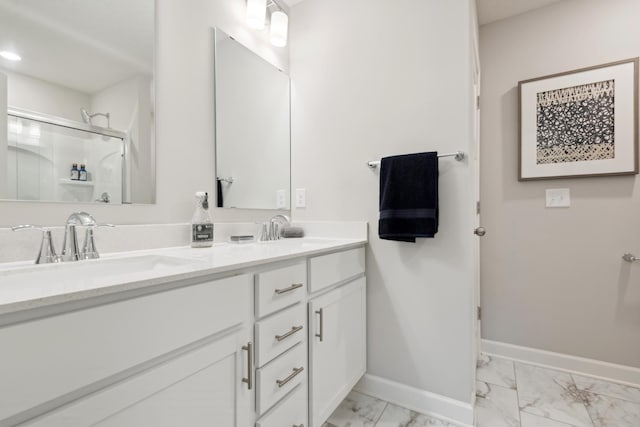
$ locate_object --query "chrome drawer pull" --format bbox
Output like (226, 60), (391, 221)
(275, 325), (304, 342)
(274, 283), (303, 295)
(241, 342), (253, 390)
(293, 425), (304, 427)
(276, 366), (304, 388)
(315, 308), (323, 342)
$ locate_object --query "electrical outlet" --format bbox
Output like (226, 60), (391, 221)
(545, 188), (570, 208)
(276, 189), (286, 209)
(295, 188), (306, 208)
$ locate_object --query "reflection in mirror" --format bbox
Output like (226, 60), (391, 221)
(0, 0), (155, 204)
(214, 28), (290, 210)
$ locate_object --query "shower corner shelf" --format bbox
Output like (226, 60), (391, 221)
(59, 179), (94, 187)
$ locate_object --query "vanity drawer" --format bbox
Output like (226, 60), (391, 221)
(309, 247), (365, 293)
(256, 262), (307, 318)
(255, 304), (306, 367)
(0, 274), (251, 421)
(256, 343), (306, 415)
(256, 384), (306, 427)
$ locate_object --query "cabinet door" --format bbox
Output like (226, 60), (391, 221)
(24, 330), (253, 427)
(309, 277), (366, 427)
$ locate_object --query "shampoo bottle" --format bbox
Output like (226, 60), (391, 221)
(70, 163), (79, 180)
(79, 164), (87, 181)
(191, 191), (213, 247)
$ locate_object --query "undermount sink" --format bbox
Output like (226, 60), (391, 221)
(0, 254), (202, 288)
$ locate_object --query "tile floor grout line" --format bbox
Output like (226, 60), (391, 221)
(512, 360), (523, 427)
(570, 373), (597, 427)
(372, 402), (388, 427)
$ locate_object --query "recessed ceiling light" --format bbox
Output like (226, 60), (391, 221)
(0, 51), (22, 61)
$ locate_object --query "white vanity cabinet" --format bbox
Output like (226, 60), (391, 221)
(0, 274), (254, 427)
(308, 248), (367, 427)
(0, 241), (367, 427)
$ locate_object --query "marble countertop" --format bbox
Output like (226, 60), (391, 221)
(0, 237), (366, 316)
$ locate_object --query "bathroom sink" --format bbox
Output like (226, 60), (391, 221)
(0, 254), (202, 288)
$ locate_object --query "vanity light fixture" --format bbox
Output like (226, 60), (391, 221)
(245, 0), (289, 47)
(246, 0), (267, 29)
(0, 50), (22, 61)
(270, 10), (288, 47)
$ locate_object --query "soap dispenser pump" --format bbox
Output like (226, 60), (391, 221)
(191, 191), (213, 247)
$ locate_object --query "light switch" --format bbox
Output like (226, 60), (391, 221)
(295, 188), (306, 208)
(276, 190), (286, 209)
(545, 188), (570, 208)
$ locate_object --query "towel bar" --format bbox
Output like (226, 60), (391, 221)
(367, 151), (464, 168)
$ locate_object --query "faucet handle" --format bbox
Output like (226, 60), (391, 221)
(11, 225), (59, 264)
(82, 224), (115, 260)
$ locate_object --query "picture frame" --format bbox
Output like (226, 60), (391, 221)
(518, 58), (639, 181)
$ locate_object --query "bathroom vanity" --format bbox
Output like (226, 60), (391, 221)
(0, 238), (366, 427)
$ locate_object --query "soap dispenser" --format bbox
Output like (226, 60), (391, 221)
(191, 191), (213, 247)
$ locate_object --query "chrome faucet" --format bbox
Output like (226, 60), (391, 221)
(12, 212), (114, 264)
(268, 214), (290, 241)
(61, 212), (115, 261)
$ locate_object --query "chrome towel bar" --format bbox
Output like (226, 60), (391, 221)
(367, 151), (465, 168)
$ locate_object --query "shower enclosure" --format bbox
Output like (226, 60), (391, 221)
(3, 108), (127, 204)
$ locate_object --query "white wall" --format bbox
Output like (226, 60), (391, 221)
(0, 0), (289, 230)
(3, 69), (89, 121)
(91, 74), (154, 203)
(480, 0), (640, 368)
(290, 0), (477, 404)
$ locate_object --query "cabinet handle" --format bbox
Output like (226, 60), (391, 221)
(276, 366), (304, 388)
(293, 425), (304, 427)
(315, 308), (324, 342)
(274, 283), (303, 295)
(275, 325), (304, 342)
(241, 342), (253, 390)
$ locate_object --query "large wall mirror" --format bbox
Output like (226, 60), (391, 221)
(214, 28), (290, 210)
(0, 0), (155, 204)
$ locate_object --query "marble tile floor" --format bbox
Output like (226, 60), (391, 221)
(476, 353), (640, 427)
(324, 355), (640, 427)
(322, 390), (462, 427)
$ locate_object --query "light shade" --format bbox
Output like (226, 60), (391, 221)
(246, 0), (267, 29)
(0, 51), (21, 61)
(270, 10), (288, 47)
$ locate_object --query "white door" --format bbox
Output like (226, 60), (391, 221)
(308, 278), (366, 427)
(25, 330), (253, 427)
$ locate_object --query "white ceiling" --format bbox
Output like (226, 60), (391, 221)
(282, 0), (566, 26)
(0, 0), (153, 95)
(478, 0), (564, 25)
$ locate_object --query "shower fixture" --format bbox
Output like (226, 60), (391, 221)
(80, 108), (111, 128)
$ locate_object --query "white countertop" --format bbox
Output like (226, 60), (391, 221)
(0, 237), (366, 316)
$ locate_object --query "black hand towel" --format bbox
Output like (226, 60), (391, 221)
(216, 178), (224, 208)
(378, 152), (438, 242)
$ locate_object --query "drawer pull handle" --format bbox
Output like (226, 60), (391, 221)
(276, 366), (304, 388)
(315, 308), (324, 342)
(241, 342), (253, 390)
(275, 283), (303, 295)
(293, 425), (304, 427)
(275, 325), (304, 342)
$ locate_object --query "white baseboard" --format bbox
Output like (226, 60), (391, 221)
(354, 374), (474, 427)
(482, 339), (640, 388)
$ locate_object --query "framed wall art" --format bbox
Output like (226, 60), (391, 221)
(518, 58), (638, 180)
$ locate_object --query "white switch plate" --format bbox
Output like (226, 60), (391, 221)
(295, 188), (306, 208)
(546, 188), (570, 208)
(276, 190), (286, 209)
